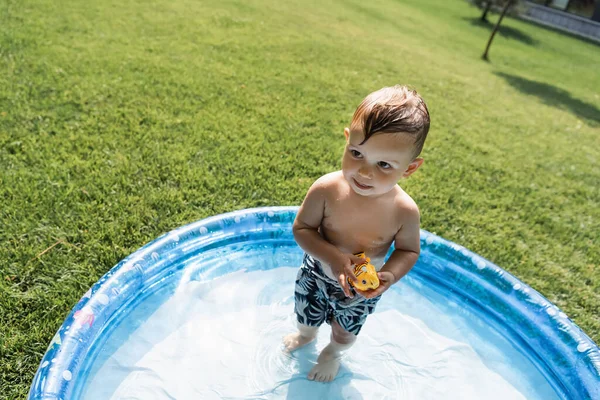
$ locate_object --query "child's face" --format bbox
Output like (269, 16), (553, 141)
(342, 127), (423, 197)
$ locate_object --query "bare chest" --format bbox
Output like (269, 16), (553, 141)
(321, 198), (399, 261)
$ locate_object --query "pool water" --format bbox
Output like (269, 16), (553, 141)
(79, 244), (559, 400)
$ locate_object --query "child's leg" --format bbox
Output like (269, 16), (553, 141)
(307, 319), (356, 382)
(284, 256), (328, 352)
(283, 322), (319, 352)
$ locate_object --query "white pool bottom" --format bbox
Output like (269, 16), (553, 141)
(83, 267), (559, 400)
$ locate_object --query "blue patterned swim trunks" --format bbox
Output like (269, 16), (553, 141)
(294, 254), (381, 335)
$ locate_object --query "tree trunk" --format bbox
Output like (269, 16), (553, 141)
(482, 0), (513, 61)
(592, 1), (600, 22)
(481, 2), (492, 22)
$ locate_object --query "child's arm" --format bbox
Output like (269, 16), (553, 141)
(356, 205), (420, 299)
(383, 206), (421, 283)
(293, 179), (362, 297)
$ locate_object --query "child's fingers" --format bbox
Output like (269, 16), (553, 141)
(345, 264), (358, 282)
(358, 286), (383, 299)
(337, 273), (354, 298)
(350, 255), (366, 264)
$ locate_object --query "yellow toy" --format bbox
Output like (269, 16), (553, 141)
(348, 252), (380, 291)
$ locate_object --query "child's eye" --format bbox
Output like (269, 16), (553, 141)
(378, 161), (391, 169)
(350, 150), (362, 158)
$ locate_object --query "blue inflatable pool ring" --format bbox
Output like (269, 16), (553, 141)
(28, 207), (600, 399)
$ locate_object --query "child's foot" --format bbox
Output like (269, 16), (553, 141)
(283, 332), (315, 353)
(307, 344), (341, 382)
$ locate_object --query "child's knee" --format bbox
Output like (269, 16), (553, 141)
(298, 322), (319, 338)
(331, 320), (356, 345)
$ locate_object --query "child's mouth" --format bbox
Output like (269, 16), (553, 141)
(353, 178), (372, 190)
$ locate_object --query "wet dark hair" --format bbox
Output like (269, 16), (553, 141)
(351, 85), (430, 158)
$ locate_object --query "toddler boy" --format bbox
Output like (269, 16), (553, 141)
(283, 85), (430, 382)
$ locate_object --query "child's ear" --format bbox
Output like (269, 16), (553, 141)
(344, 127), (350, 141)
(402, 158), (424, 178)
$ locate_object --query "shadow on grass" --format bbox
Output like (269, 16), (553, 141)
(495, 72), (600, 125)
(464, 17), (538, 46)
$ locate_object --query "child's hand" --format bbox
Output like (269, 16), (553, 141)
(329, 253), (366, 298)
(354, 271), (395, 299)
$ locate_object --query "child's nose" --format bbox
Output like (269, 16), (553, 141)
(358, 165), (373, 179)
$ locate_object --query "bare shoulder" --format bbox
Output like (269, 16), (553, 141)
(308, 171), (346, 197)
(295, 171), (345, 229)
(312, 171), (344, 189)
(392, 186), (420, 224)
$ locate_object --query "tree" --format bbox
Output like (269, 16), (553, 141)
(473, 0), (493, 22)
(468, 0), (520, 23)
(482, 0), (514, 61)
(592, 1), (600, 22)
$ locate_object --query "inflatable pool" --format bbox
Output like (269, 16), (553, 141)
(29, 207), (600, 399)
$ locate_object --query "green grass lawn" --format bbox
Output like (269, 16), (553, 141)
(1, 0), (599, 396)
